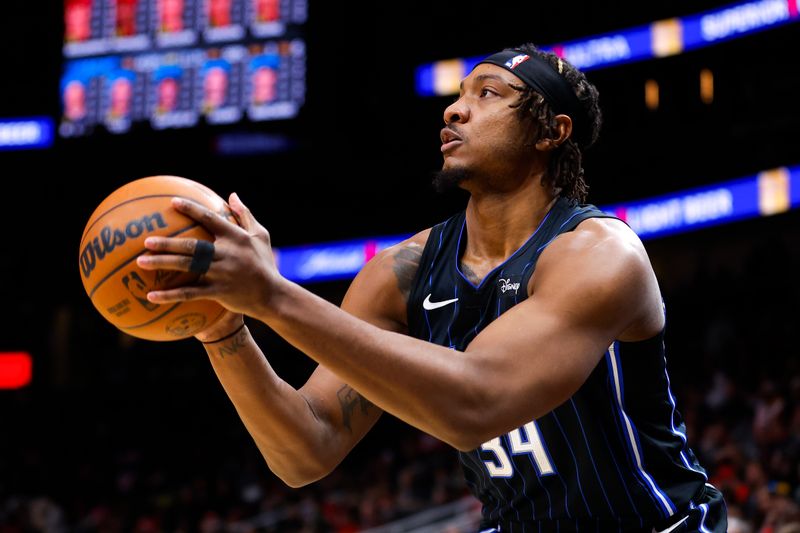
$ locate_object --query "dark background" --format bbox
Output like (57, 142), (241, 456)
(0, 0), (798, 531)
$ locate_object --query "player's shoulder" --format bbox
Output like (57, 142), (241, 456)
(532, 216), (664, 340)
(360, 228), (432, 291)
(543, 216), (646, 266)
(533, 215), (653, 294)
(341, 228), (433, 332)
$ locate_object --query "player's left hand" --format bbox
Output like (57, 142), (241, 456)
(136, 193), (282, 317)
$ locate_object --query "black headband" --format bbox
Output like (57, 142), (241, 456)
(477, 50), (589, 146)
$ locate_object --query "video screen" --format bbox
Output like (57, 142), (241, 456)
(59, 0), (307, 137)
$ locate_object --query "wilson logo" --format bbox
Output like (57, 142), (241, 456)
(80, 212), (167, 279)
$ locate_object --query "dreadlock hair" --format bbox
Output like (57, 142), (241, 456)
(506, 43), (602, 203)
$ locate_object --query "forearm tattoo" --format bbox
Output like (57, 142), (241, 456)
(337, 384), (373, 432)
(392, 243), (423, 300)
(211, 327), (249, 358)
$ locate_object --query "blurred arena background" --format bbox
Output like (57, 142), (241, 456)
(0, 0), (798, 531)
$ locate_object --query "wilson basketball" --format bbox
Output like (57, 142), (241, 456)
(79, 175), (234, 341)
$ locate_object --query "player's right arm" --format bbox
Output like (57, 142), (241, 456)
(194, 231), (427, 488)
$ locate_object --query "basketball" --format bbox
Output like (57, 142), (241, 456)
(79, 175), (234, 341)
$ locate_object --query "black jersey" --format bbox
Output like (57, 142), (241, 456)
(406, 197), (712, 532)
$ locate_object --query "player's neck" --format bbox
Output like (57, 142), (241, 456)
(463, 181), (558, 265)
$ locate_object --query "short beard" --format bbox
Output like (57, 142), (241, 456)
(432, 167), (470, 193)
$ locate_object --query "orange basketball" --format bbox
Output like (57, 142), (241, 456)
(79, 175), (234, 341)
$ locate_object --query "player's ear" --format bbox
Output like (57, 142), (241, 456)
(535, 114), (572, 151)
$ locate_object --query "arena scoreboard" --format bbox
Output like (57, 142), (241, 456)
(59, 0), (307, 137)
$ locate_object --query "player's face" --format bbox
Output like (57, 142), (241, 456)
(440, 64), (537, 185)
(204, 68), (228, 108)
(159, 78), (179, 110)
(161, 0), (184, 31)
(209, 0), (231, 26)
(255, 0), (279, 21)
(66, 2), (92, 41)
(252, 67), (276, 104)
(64, 81), (86, 120)
(116, 0), (138, 35)
(111, 78), (132, 116)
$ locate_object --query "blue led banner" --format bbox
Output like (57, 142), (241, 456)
(416, 0), (800, 97)
(274, 165), (798, 283)
(0, 117), (54, 151)
(275, 236), (410, 283)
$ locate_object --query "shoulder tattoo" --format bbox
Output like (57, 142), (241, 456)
(392, 242), (423, 300)
(336, 384), (374, 432)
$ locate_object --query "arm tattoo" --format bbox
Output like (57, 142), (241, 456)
(336, 384), (373, 432)
(392, 243), (423, 300)
(213, 327), (249, 359)
(460, 262), (483, 286)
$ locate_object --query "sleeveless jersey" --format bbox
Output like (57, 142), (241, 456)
(406, 197), (710, 532)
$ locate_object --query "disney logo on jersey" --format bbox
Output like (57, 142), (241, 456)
(498, 278), (521, 294)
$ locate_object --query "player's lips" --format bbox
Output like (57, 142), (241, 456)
(440, 127), (463, 153)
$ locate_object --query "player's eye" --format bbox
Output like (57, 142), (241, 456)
(480, 87), (496, 97)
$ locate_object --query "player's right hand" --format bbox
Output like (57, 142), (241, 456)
(135, 193), (285, 317)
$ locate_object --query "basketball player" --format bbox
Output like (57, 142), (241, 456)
(202, 63), (229, 111)
(108, 75), (133, 120)
(65, 0), (92, 42)
(137, 44), (728, 532)
(160, 0), (184, 32)
(63, 79), (88, 121)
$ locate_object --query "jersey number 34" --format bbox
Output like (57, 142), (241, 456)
(481, 421), (556, 478)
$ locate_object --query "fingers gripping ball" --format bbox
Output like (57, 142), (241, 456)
(78, 175), (236, 341)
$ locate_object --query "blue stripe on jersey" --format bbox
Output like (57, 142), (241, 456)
(604, 371), (664, 516)
(423, 224), (447, 342)
(551, 411), (593, 517)
(526, 451), (555, 519)
(569, 399), (615, 516)
(554, 465), (573, 520)
(460, 453), (498, 522)
(469, 449), (508, 524)
(662, 356), (708, 480)
(689, 501), (713, 533)
(445, 282), (460, 348)
(699, 503), (712, 533)
(500, 437), (525, 524)
(424, 274), (433, 341)
(596, 421), (645, 527)
(606, 342), (676, 517)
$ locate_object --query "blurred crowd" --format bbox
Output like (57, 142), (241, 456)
(1, 217), (798, 532)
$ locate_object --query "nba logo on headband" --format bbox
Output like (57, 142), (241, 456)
(505, 54), (530, 69)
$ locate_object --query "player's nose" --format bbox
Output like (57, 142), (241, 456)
(443, 96), (469, 125)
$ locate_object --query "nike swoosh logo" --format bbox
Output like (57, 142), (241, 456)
(654, 515), (689, 533)
(423, 294), (459, 310)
